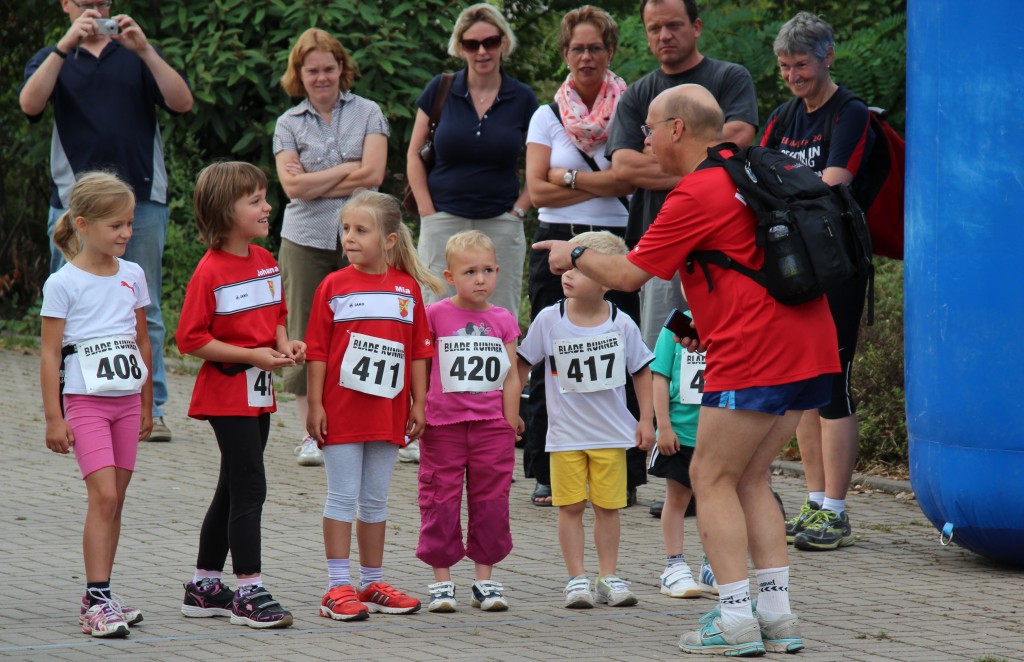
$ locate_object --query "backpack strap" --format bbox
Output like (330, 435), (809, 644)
(765, 98), (803, 150)
(558, 296), (620, 320)
(548, 103), (630, 211)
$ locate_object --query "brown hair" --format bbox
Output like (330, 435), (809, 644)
(52, 172), (135, 261)
(558, 6), (619, 53)
(280, 28), (357, 97)
(340, 189), (445, 294)
(193, 161), (269, 250)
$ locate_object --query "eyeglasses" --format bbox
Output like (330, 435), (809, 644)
(461, 35), (503, 51)
(567, 45), (607, 57)
(69, 0), (113, 9)
(640, 118), (677, 138)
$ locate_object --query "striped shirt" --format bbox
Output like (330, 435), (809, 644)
(272, 90), (389, 250)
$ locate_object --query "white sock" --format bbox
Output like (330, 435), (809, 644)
(359, 566), (383, 589)
(193, 569), (222, 583)
(327, 558), (350, 588)
(755, 566), (791, 620)
(821, 497), (846, 514)
(809, 492), (825, 506)
(236, 575), (262, 592)
(717, 579), (753, 628)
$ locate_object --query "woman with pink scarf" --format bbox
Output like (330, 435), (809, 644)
(522, 6), (640, 507)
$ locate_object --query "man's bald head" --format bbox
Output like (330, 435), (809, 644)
(653, 84), (724, 142)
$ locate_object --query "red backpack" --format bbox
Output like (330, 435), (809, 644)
(767, 88), (905, 260)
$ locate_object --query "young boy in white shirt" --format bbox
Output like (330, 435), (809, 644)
(517, 231), (655, 608)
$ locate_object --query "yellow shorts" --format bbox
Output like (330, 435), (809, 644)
(550, 448), (627, 509)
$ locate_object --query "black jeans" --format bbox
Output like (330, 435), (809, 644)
(524, 222), (647, 490)
(196, 414), (270, 575)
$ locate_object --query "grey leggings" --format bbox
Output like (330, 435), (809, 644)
(323, 441), (399, 523)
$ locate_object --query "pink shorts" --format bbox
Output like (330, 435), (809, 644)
(64, 393), (141, 478)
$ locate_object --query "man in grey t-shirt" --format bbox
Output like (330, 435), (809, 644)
(605, 0), (758, 349)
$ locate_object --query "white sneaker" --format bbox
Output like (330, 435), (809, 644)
(698, 554), (718, 595)
(397, 440), (420, 463)
(294, 436), (324, 466)
(471, 580), (508, 611)
(426, 581), (457, 613)
(563, 576), (595, 609)
(660, 564), (703, 598)
(595, 575), (637, 607)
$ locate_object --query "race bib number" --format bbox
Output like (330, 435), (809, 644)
(340, 332), (405, 399)
(553, 332), (626, 394)
(679, 351), (706, 405)
(245, 366), (274, 408)
(437, 336), (510, 393)
(76, 335), (148, 394)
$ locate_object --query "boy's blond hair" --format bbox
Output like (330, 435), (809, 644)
(444, 230), (496, 267)
(568, 230), (628, 256)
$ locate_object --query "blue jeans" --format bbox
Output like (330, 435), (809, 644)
(48, 202), (169, 416)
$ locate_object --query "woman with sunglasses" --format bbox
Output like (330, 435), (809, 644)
(406, 3), (538, 322)
(522, 6), (641, 508)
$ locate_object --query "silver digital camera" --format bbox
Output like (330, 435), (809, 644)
(94, 18), (120, 35)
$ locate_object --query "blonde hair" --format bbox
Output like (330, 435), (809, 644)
(444, 230), (496, 267)
(52, 172), (135, 261)
(448, 3), (517, 59)
(193, 161), (269, 250)
(280, 28), (357, 97)
(340, 189), (445, 294)
(568, 230), (627, 255)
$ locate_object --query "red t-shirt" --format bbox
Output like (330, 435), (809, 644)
(627, 164), (839, 391)
(175, 246), (287, 419)
(305, 266), (433, 446)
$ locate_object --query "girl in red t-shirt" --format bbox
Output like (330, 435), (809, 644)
(305, 189), (442, 621)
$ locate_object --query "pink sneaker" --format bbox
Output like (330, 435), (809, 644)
(80, 598), (130, 638)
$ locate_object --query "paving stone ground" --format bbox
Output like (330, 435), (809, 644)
(1, 348), (1020, 661)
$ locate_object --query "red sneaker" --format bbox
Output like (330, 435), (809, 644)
(320, 585), (369, 621)
(357, 581), (421, 614)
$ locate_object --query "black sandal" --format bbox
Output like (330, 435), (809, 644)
(531, 482), (552, 507)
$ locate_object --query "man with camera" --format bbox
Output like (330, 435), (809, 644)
(19, 0), (193, 442)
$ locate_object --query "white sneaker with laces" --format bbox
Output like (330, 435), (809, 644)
(294, 436), (324, 466)
(563, 576), (595, 609)
(595, 575), (637, 607)
(397, 440), (420, 463)
(660, 564), (703, 598)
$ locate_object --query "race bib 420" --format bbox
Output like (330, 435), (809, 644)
(437, 335), (510, 393)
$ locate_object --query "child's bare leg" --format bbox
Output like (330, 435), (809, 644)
(433, 567), (452, 582)
(474, 562), (493, 581)
(83, 467), (120, 582)
(558, 501), (587, 577)
(662, 478), (693, 557)
(356, 520), (386, 569)
(324, 519), (353, 560)
(592, 504), (620, 577)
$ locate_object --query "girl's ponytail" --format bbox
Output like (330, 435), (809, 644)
(52, 211), (80, 261)
(389, 223), (445, 295)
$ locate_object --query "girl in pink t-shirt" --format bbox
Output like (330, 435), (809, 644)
(418, 231), (523, 613)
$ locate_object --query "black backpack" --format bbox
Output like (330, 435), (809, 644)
(686, 144), (874, 322)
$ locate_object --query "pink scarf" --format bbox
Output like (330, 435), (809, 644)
(554, 69), (627, 154)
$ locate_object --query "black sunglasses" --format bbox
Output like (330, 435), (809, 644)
(461, 35), (503, 51)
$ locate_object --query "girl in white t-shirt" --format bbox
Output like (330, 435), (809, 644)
(40, 172), (153, 639)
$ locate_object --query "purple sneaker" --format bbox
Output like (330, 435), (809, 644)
(181, 578), (234, 618)
(80, 592), (143, 626)
(230, 586), (293, 629)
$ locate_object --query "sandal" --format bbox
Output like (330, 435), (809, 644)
(531, 482), (553, 507)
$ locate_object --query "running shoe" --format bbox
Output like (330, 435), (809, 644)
(595, 575), (637, 607)
(785, 499), (820, 543)
(660, 564), (702, 598)
(358, 581), (421, 614)
(679, 613), (765, 657)
(698, 555), (718, 595)
(294, 435), (324, 467)
(397, 440), (420, 463)
(321, 584), (369, 621)
(230, 586), (293, 629)
(181, 578), (234, 618)
(793, 509), (855, 551)
(470, 580), (508, 611)
(81, 592), (143, 626)
(81, 597), (130, 638)
(563, 576), (595, 609)
(758, 612), (805, 653)
(427, 581), (457, 613)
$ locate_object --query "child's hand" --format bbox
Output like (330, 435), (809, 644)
(306, 404), (327, 445)
(138, 411), (153, 441)
(249, 346), (297, 372)
(657, 428), (680, 456)
(636, 419), (656, 451)
(406, 402), (426, 441)
(279, 340), (306, 366)
(45, 418), (75, 454)
(511, 415), (526, 442)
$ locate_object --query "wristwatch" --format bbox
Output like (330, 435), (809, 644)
(570, 245), (587, 268)
(563, 169), (578, 189)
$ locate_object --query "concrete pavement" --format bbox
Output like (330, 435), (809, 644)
(0, 348), (1020, 661)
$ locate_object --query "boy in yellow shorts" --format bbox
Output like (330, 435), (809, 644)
(517, 231), (655, 608)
